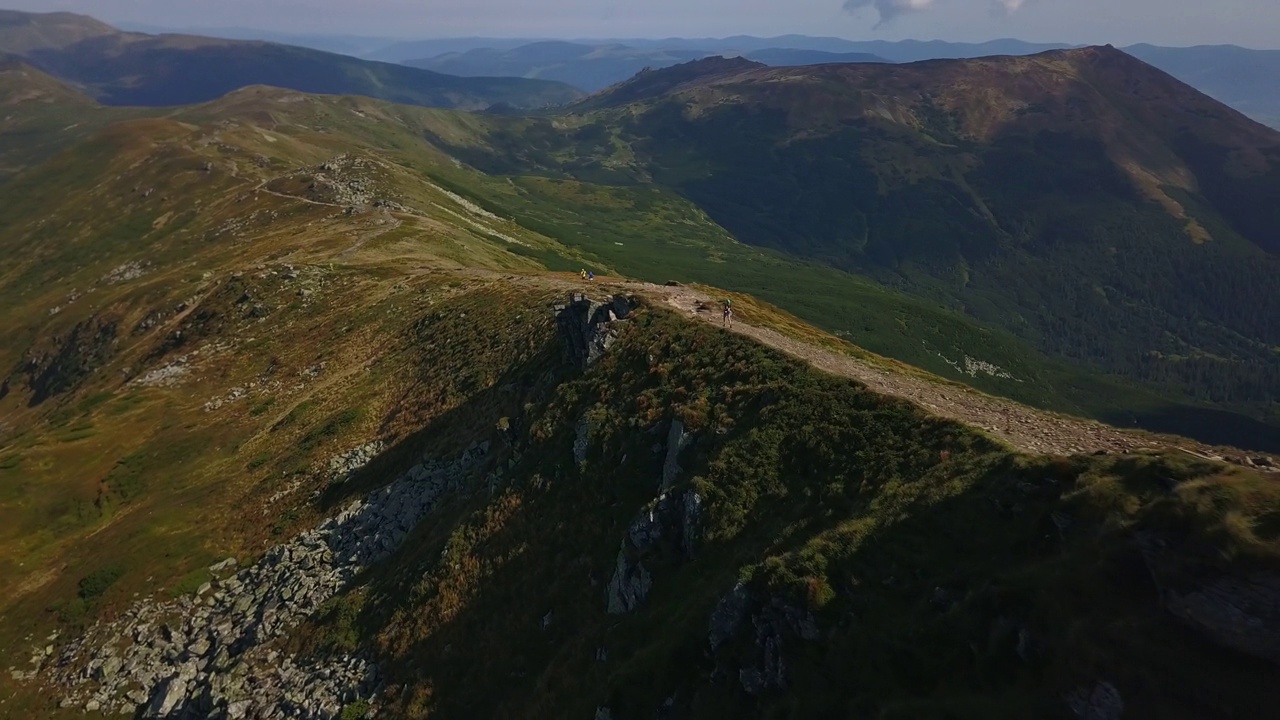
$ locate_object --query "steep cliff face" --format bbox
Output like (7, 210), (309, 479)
(553, 292), (637, 369)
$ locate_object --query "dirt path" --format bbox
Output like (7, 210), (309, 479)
(615, 281), (1278, 472)
(332, 230), (1279, 471)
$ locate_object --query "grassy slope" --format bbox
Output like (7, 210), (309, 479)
(1, 74), (1280, 720)
(296, 307), (1280, 720)
(0, 59), (137, 181)
(0, 85), (589, 708)
(414, 51), (1280, 448)
(411, 114), (1280, 452)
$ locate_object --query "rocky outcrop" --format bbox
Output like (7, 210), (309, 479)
(1136, 531), (1280, 666)
(706, 584), (819, 696)
(23, 313), (120, 405)
(660, 419), (693, 491)
(680, 491), (703, 559)
(327, 441), (385, 484)
(605, 488), (704, 614)
(605, 550), (653, 615)
(708, 583), (751, 652)
(1165, 573), (1280, 665)
(737, 596), (819, 695)
(100, 260), (151, 286)
(35, 442), (490, 718)
(606, 496), (664, 614)
(553, 293), (635, 369)
(1065, 680), (1124, 720)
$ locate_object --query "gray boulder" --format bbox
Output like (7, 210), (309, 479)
(1066, 680), (1124, 720)
(661, 419), (693, 491)
(606, 547), (653, 614)
(708, 583), (751, 651)
(143, 674), (188, 718)
(1166, 572), (1280, 665)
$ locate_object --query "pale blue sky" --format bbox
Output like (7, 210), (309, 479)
(9, 0), (1278, 48)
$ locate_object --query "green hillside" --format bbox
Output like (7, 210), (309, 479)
(419, 49), (1280, 447)
(0, 9), (583, 110)
(2, 51), (1280, 720)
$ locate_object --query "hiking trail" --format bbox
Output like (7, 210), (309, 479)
(625, 281), (1278, 472)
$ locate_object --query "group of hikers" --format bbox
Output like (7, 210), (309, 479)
(578, 268), (595, 281)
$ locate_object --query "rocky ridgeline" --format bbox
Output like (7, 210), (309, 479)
(311, 155), (377, 208)
(605, 488), (703, 615)
(704, 583), (821, 696)
(297, 154), (407, 214)
(553, 293), (635, 369)
(327, 442), (385, 484)
(605, 418), (703, 615)
(38, 441), (492, 718)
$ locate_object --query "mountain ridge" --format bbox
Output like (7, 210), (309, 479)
(427, 46), (1280, 442)
(402, 41), (889, 92)
(0, 9), (584, 110)
(3, 52), (1280, 720)
(9, 13), (1278, 128)
(366, 35), (1280, 129)
(0, 8), (115, 54)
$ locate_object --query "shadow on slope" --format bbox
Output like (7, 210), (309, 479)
(293, 304), (1280, 719)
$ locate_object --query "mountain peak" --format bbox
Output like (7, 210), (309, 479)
(0, 9), (117, 55)
(1058, 43), (1137, 62)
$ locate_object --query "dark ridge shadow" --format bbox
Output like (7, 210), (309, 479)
(1100, 405), (1280, 455)
(288, 306), (1280, 720)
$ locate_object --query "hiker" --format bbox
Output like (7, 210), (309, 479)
(722, 298), (733, 328)
(588, 271), (595, 281)
(580, 268), (588, 280)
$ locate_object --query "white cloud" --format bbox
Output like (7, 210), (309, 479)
(842, 0), (938, 24)
(844, 0), (1031, 24)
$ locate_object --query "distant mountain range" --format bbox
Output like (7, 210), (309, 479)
(366, 35), (1074, 64)
(1122, 43), (1280, 129)
(0, 10), (582, 110)
(15, 12), (1280, 126)
(397, 38), (1280, 127)
(402, 42), (889, 92)
(89, 18), (1280, 128)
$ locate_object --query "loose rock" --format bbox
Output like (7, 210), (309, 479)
(33, 442), (490, 718)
